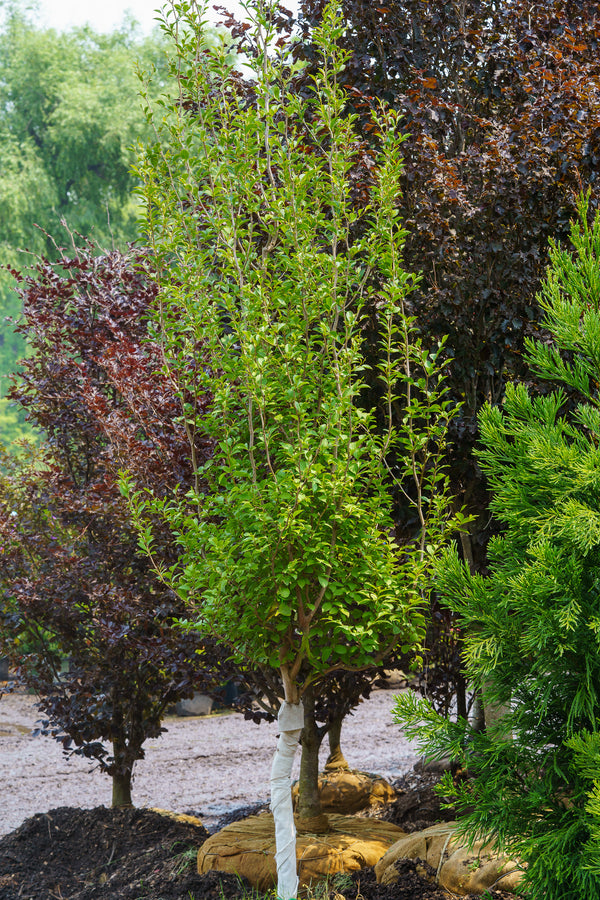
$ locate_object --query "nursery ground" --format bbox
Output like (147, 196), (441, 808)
(0, 686), (516, 899)
(0, 777), (516, 900)
(0, 684), (418, 836)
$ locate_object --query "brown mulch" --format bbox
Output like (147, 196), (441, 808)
(0, 776), (518, 900)
(0, 806), (249, 900)
(333, 862), (514, 900)
(373, 769), (459, 832)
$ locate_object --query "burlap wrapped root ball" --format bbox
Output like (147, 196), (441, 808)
(197, 812), (406, 891)
(291, 769), (396, 815)
(375, 821), (522, 895)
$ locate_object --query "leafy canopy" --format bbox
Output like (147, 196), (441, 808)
(128, 0), (457, 699)
(0, 4), (170, 445)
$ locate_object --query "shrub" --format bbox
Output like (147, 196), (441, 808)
(394, 194), (600, 899)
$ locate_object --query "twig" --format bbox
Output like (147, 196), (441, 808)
(435, 830), (454, 884)
(489, 866), (523, 889)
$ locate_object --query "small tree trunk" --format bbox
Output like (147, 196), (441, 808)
(270, 665), (303, 900)
(460, 528), (510, 735)
(470, 687), (485, 732)
(324, 710), (349, 771)
(111, 768), (133, 808)
(482, 680), (512, 740)
(111, 736), (133, 807)
(455, 669), (468, 722)
(296, 684), (329, 833)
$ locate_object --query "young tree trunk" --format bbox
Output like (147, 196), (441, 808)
(270, 666), (303, 900)
(324, 710), (349, 771)
(296, 684), (329, 832)
(470, 687), (486, 732)
(111, 770), (133, 808)
(455, 669), (468, 722)
(460, 528), (511, 737)
(482, 680), (512, 740)
(110, 701), (134, 808)
(111, 740), (133, 808)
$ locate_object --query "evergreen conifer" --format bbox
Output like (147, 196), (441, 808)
(394, 194), (600, 899)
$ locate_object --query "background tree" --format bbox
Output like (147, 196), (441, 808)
(395, 194), (600, 900)
(0, 10), (169, 250)
(131, 2), (457, 895)
(0, 244), (235, 808)
(0, 3), (170, 445)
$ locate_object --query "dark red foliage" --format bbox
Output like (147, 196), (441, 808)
(0, 246), (235, 801)
(294, 0), (600, 491)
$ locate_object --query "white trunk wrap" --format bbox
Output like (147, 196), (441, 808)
(270, 700), (304, 900)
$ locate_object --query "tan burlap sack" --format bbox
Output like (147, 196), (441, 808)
(291, 770), (396, 814)
(375, 821), (522, 895)
(150, 808), (206, 828)
(197, 812), (405, 890)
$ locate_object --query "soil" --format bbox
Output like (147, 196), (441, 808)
(0, 686), (517, 900)
(373, 769), (458, 832)
(0, 795), (516, 900)
(333, 864), (513, 900)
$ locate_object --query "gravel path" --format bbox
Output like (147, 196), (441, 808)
(0, 686), (420, 836)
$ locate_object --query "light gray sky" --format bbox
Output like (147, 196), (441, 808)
(34, 0), (249, 33)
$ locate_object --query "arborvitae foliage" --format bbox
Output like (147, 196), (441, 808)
(0, 246), (236, 807)
(394, 194), (600, 899)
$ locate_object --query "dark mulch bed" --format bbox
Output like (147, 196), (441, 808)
(374, 768), (459, 832)
(0, 775), (517, 900)
(334, 863), (514, 900)
(0, 806), (247, 900)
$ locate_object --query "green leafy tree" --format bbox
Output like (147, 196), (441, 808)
(0, 4), (170, 445)
(217, 0), (595, 720)
(394, 193), (600, 899)
(129, 1), (457, 894)
(0, 9), (169, 249)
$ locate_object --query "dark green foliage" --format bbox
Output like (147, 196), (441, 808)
(394, 195), (600, 899)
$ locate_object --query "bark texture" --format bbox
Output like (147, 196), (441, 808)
(325, 711), (349, 771)
(111, 770), (133, 808)
(296, 686), (329, 832)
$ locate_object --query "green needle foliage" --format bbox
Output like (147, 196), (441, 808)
(394, 193), (600, 899)
(128, 0), (456, 714)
